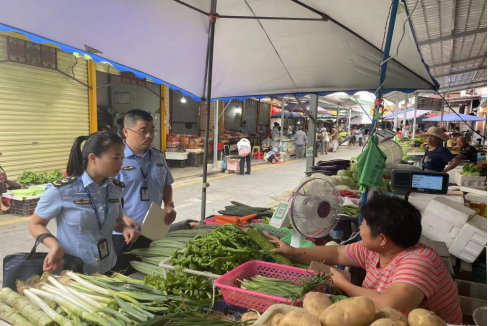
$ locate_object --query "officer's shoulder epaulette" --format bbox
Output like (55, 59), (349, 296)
(111, 179), (125, 187)
(151, 147), (164, 155)
(52, 177), (77, 187)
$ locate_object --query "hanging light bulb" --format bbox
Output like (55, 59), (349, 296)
(181, 97), (187, 103)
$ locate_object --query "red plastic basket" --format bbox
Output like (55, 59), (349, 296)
(203, 217), (262, 225)
(215, 261), (323, 313)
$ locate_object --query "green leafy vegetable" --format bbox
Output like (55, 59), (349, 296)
(461, 163), (482, 176)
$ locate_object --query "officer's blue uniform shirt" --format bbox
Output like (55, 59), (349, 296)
(115, 143), (174, 229)
(35, 172), (124, 274)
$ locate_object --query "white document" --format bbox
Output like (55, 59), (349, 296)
(141, 203), (170, 240)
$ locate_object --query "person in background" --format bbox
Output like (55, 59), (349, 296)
(287, 125), (293, 134)
(268, 194), (462, 324)
(99, 126), (111, 132)
(447, 132), (461, 154)
(265, 149), (281, 164)
(464, 130), (472, 143)
(453, 136), (478, 163)
(113, 109), (191, 275)
(272, 122), (281, 140)
(473, 130), (483, 145)
(394, 128), (402, 143)
(320, 124), (329, 155)
(354, 127), (363, 147)
(0, 152), (21, 212)
(294, 127), (307, 159)
(239, 121), (250, 134)
(261, 136), (271, 153)
(237, 138), (252, 175)
(349, 128), (358, 148)
(330, 127), (339, 152)
(420, 127), (461, 173)
(29, 132), (139, 274)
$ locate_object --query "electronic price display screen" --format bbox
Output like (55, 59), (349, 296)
(410, 172), (449, 194)
(411, 174), (444, 191)
(392, 170), (449, 195)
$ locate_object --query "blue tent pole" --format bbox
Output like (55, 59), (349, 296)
(359, 0), (400, 233)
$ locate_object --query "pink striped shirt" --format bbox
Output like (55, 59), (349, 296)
(346, 241), (462, 325)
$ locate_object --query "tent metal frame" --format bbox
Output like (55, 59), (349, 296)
(171, 0), (424, 220)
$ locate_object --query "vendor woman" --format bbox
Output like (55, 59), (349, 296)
(269, 194), (462, 324)
(420, 127), (461, 172)
(29, 132), (139, 274)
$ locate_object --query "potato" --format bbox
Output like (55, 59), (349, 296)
(270, 313), (285, 326)
(303, 292), (333, 318)
(371, 318), (401, 326)
(242, 311), (259, 322)
(374, 308), (408, 326)
(279, 311), (321, 326)
(408, 309), (446, 326)
(319, 296), (375, 326)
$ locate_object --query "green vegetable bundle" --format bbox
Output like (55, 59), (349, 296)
(218, 201), (274, 218)
(461, 163), (482, 176)
(339, 205), (360, 216)
(239, 270), (332, 305)
(170, 225), (262, 275)
(18, 170), (63, 185)
(145, 272), (217, 303)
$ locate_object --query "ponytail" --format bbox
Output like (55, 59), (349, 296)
(67, 135), (89, 177)
(66, 132), (124, 177)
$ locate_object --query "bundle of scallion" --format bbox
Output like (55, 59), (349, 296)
(7, 271), (195, 326)
(239, 270), (332, 305)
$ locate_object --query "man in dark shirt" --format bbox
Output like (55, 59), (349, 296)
(455, 136), (478, 163)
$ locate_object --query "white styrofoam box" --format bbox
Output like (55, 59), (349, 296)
(447, 166), (463, 183)
(449, 215), (487, 263)
(455, 172), (487, 188)
(165, 152), (188, 160)
(466, 193), (487, 204)
(408, 193), (464, 213)
(421, 197), (476, 247)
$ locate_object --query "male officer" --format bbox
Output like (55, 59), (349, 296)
(112, 109), (185, 273)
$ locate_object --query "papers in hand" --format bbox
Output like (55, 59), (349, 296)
(141, 203), (170, 240)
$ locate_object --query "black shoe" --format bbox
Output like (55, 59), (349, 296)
(238, 173), (244, 175)
(245, 172), (251, 175)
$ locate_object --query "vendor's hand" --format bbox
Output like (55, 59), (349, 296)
(123, 216), (141, 232)
(123, 227), (140, 244)
(329, 266), (352, 289)
(267, 235), (296, 257)
(43, 244), (64, 273)
(164, 206), (177, 225)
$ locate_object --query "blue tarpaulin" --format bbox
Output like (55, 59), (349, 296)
(423, 113), (484, 122)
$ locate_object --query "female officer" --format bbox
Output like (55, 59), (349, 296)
(29, 132), (139, 274)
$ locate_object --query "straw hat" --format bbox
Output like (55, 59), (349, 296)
(421, 126), (448, 141)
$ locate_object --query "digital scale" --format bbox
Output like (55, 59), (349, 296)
(391, 170), (450, 197)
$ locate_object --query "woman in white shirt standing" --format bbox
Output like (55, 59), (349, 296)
(320, 125), (329, 155)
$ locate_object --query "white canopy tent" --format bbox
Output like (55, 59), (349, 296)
(0, 0), (438, 218)
(0, 0), (437, 100)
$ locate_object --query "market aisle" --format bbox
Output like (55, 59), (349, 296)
(0, 146), (362, 285)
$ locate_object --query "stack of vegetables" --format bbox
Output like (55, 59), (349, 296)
(18, 170), (64, 185)
(460, 163), (483, 176)
(170, 225), (263, 275)
(129, 227), (217, 275)
(266, 294), (446, 326)
(0, 272), (190, 325)
(217, 201), (273, 219)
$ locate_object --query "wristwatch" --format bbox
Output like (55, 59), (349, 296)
(165, 201), (175, 208)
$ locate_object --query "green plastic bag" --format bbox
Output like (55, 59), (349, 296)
(356, 135), (387, 192)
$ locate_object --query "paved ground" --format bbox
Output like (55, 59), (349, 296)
(0, 146), (362, 285)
